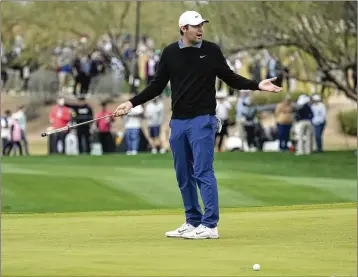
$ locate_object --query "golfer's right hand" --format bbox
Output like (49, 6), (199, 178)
(114, 101), (133, 117)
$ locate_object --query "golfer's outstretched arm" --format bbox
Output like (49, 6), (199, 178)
(215, 46), (260, 91)
(129, 49), (170, 108)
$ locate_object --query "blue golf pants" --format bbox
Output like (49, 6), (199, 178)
(169, 115), (219, 228)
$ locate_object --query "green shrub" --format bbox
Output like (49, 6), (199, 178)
(337, 109), (357, 136)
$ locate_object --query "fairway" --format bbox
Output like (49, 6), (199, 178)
(2, 151), (357, 276)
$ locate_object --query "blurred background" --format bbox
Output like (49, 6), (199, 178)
(1, 0), (357, 156)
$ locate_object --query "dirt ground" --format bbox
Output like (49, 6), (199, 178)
(1, 93), (356, 155)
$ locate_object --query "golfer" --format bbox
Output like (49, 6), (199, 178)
(114, 11), (282, 239)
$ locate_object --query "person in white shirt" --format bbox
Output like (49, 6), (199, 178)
(145, 96), (165, 154)
(235, 90), (249, 145)
(12, 105), (28, 155)
(311, 94), (326, 152)
(215, 91), (232, 152)
(124, 103), (144, 155)
(146, 52), (160, 85)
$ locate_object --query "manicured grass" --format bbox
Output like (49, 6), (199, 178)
(4, 150), (356, 178)
(2, 204), (356, 276)
(2, 152), (356, 276)
(2, 151), (356, 213)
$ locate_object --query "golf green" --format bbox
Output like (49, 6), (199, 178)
(3, 204), (356, 276)
(2, 151), (356, 276)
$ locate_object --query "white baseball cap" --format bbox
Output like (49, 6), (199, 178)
(297, 94), (310, 106)
(312, 94), (322, 101)
(178, 11), (209, 27)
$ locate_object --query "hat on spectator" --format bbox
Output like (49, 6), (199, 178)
(297, 94), (310, 106)
(312, 94), (322, 102)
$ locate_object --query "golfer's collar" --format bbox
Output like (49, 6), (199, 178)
(178, 39), (202, 49)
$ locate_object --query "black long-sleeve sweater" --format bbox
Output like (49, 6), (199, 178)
(130, 40), (260, 119)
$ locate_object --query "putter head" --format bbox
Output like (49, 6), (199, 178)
(41, 133), (47, 137)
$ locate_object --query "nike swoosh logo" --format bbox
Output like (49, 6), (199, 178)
(196, 231), (205, 235)
(195, 15), (199, 18)
(200, 55), (206, 58)
(178, 229), (187, 233)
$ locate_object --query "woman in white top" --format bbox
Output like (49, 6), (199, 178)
(124, 104), (144, 155)
(311, 94), (326, 152)
(215, 92), (232, 152)
(145, 97), (165, 154)
(12, 105), (28, 155)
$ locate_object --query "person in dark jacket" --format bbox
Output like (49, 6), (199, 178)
(66, 97), (93, 154)
(113, 11), (282, 239)
(294, 95), (313, 155)
(241, 96), (258, 151)
(72, 54), (92, 97)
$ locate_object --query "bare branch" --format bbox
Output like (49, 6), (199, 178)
(118, 2), (131, 33)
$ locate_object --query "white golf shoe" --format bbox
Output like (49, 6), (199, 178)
(182, 224), (219, 239)
(165, 223), (196, 238)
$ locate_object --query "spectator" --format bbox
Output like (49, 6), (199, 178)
(267, 55), (283, 87)
(95, 101), (115, 154)
(49, 97), (72, 154)
(89, 50), (105, 94)
(57, 43), (73, 94)
(235, 90), (249, 144)
(12, 105), (29, 155)
(1, 110), (12, 155)
(20, 60), (31, 92)
(311, 94), (326, 153)
(1, 67), (8, 92)
(215, 92), (231, 152)
(110, 57), (125, 96)
(67, 97), (93, 154)
(241, 96), (258, 151)
(65, 129), (79, 155)
(124, 104), (144, 155)
(234, 57), (242, 75)
(145, 96), (165, 154)
(145, 51), (160, 85)
(73, 54), (92, 97)
(4, 116), (23, 156)
(294, 95), (313, 155)
(248, 59), (261, 82)
(274, 95), (294, 151)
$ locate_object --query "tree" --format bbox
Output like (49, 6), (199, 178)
(201, 1), (357, 101)
(1, 2), (187, 84)
(2, 2), (356, 100)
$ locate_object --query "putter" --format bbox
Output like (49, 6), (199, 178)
(41, 114), (115, 137)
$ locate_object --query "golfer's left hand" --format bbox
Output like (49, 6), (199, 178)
(114, 101), (133, 117)
(258, 77), (282, 93)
